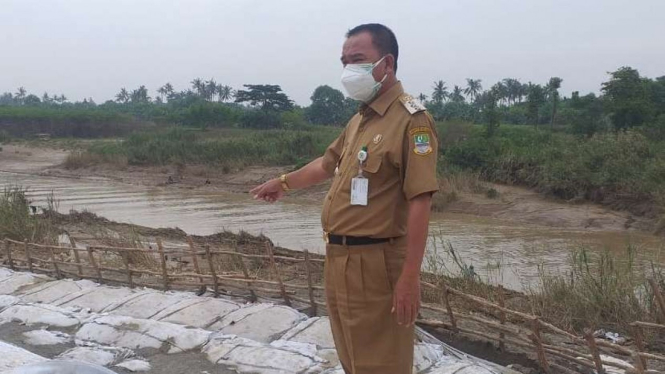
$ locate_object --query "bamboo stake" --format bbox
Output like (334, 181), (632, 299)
(584, 329), (605, 374)
(648, 278), (665, 323)
(86, 246), (102, 283)
(121, 251), (133, 288)
(441, 284), (457, 331)
(633, 352), (646, 374)
(48, 247), (61, 279)
(498, 285), (506, 351)
(205, 245), (219, 296)
(24, 240), (33, 273)
(4, 239), (14, 270)
(157, 239), (169, 291)
(303, 250), (317, 316)
(67, 235), (83, 278)
(530, 318), (550, 374)
(186, 236), (203, 285)
(632, 324), (648, 370)
(634, 320), (665, 330)
(234, 246), (256, 302)
(265, 241), (290, 306)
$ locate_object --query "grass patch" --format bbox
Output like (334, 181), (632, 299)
(70, 126), (341, 169)
(529, 247), (663, 335)
(432, 169), (496, 212)
(0, 187), (57, 243)
(425, 233), (665, 344)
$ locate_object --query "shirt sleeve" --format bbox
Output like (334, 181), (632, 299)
(402, 112), (439, 200)
(321, 125), (348, 176)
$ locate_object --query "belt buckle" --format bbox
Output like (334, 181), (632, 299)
(323, 232), (329, 244)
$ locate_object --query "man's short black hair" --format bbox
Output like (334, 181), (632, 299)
(346, 23), (399, 72)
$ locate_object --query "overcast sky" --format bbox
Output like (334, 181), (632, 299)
(2, 0), (664, 105)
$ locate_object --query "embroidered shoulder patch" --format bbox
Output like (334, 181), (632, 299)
(412, 130), (433, 155)
(399, 94), (426, 115)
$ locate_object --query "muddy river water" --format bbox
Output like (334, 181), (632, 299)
(1, 170), (663, 291)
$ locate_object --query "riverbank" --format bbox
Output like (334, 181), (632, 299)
(1, 143), (652, 234)
(0, 206), (661, 373)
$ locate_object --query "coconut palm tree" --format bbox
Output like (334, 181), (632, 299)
(191, 78), (205, 97)
(432, 80), (449, 105)
(451, 85), (465, 103)
(464, 78), (482, 103)
(546, 77), (563, 130)
(157, 83), (174, 102)
(14, 87), (26, 105)
(417, 93), (428, 104)
(217, 85), (234, 102)
(115, 88), (130, 104)
(130, 85), (150, 103)
(205, 79), (217, 101)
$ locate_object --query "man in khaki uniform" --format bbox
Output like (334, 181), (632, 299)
(251, 23), (438, 374)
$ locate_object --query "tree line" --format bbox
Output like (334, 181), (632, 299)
(422, 67), (664, 139)
(1, 66), (663, 139)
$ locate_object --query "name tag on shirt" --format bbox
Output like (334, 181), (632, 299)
(350, 177), (368, 206)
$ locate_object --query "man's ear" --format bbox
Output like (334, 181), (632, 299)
(384, 54), (396, 75)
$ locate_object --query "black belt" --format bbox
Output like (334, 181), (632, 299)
(325, 233), (390, 246)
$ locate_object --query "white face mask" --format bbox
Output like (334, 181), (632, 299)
(341, 56), (387, 103)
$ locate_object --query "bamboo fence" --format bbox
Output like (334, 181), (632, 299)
(1, 237), (664, 373)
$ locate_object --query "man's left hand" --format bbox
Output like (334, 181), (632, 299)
(392, 272), (420, 326)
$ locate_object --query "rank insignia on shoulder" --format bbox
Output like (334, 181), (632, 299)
(399, 94), (426, 115)
(412, 131), (433, 155)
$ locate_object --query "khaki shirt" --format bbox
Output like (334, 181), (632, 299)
(321, 82), (439, 238)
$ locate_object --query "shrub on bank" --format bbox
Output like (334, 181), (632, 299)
(0, 187), (56, 243)
(439, 123), (665, 215)
(77, 126), (341, 169)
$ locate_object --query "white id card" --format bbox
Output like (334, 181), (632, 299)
(350, 177), (368, 206)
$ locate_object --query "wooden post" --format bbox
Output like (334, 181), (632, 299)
(303, 250), (317, 316)
(441, 284), (457, 331)
(234, 246), (256, 302)
(4, 239), (14, 270)
(86, 246), (102, 283)
(497, 285), (506, 351)
(266, 241), (291, 306)
(648, 278), (665, 322)
(632, 324), (648, 370)
(48, 247), (61, 279)
(584, 330), (604, 374)
(157, 239), (169, 291)
(186, 236), (203, 285)
(633, 352), (646, 374)
(121, 252), (133, 288)
(68, 235), (83, 278)
(24, 240), (33, 273)
(205, 245), (219, 296)
(530, 318), (551, 374)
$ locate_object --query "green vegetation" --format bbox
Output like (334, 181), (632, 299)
(65, 126), (341, 171)
(0, 187), (57, 243)
(531, 246), (663, 334)
(437, 122), (665, 216)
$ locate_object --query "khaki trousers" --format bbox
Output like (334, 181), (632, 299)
(324, 237), (414, 374)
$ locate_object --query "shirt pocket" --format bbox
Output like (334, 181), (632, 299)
(363, 154), (383, 175)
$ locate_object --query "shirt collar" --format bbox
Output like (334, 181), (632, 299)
(367, 81), (404, 117)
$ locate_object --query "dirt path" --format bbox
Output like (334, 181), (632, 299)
(0, 143), (653, 233)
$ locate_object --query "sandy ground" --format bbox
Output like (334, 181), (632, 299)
(1, 143), (651, 233)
